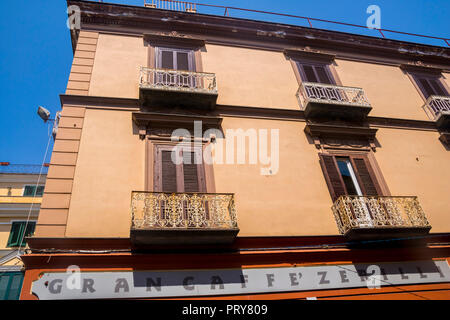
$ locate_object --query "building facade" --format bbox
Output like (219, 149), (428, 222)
(0, 163), (47, 300)
(21, 0), (450, 300)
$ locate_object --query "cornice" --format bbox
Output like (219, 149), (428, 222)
(68, 0), (450, 66)
(58, 95), (438, 131)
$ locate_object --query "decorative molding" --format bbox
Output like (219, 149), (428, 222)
(284, 48), (336, 62)
(304, 123), (378, 151)
(143, 32), (205, 48)
(400, 61), (444, 74)
(132, 111), (223, 140)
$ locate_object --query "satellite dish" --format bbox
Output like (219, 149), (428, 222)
(37, 106), (51, 122)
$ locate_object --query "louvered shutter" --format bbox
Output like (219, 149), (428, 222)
(418, 78), (437, 98)
(315, 65), (333, 84)
(429, 79), (447, 96)
(183, 151), (200, 192)
(319, 154), (347, 201)
(7, 222), (23, 247)
(302, 65), (318, 82)
(161, 150), (177, 192)
(350, 156), (382, 196)
(416, 76), (448, 98)
(23, 222), (36, 245)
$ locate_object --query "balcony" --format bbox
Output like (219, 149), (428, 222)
(332, 195), (431, 240)
(296, 82), (372, 121)
(422, 95), (450, 129)
(139, 67), (218, 110)
(130, 191), (239, 247)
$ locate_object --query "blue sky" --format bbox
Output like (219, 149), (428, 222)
(0, 0), (449, 165)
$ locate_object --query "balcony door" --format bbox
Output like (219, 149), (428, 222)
(320, 153), (383, 226)
(154, 145), (206, 193)
(155, 47), (196, 88)
(297, 62), (335, 85)
(296, 61), (347, 103)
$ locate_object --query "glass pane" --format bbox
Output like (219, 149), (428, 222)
(161, 51), (174, 69)
(336, 158), (358, 195)
(176, 52), (189, 71)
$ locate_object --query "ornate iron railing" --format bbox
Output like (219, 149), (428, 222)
(131, 192), (237, 229)
(422, 95), (450, 121)
(296, 82), (371, 109)
(332, 195), (430, 235)
(140, 67), (217, 94)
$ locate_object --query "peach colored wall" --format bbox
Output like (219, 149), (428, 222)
(334, 59), (428, 121)
(214, 117), (338, 236)
(85, 33), (444, 120)
(202, 44), (299, 109)
(64, 109), (145, 237)
(375, 128), (450, 233)
(88, 34), (147, 98)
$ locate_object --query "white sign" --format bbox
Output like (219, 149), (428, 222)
(32, 260), (450, 300)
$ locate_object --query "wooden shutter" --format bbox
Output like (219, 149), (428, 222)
(24, 222), (36, 240)
(350, 155), (382, 196)
(161, 150), (178, 192)
(302, 65), (318, 82)
(7, 222), (23, 247)
(23, 186), (34, 196)
(416, 75), (448, 98)
(155, 145), (206, 193)
(319, 154), (347, 201)
(315, 65), (333, 84)
(299, 63), (335, 84)
(183, 152), (200, 192)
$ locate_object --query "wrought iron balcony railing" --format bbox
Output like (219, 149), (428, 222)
(332, 195), (431, 236)
(139, 67), (217, 95)
(296, 82), (371, 110)
(422, 95), (450, 121)
(131, 191), (237, 230)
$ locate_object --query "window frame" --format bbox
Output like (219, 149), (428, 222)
(22, 185), (44, 197)
(296, 60), (337, 85)
(409, 71), (449, 101)
(153, 144), (207, 193)
(319, 151), (387, 201)
(155, 46), (196, 71)
(6, 221), (36, 248)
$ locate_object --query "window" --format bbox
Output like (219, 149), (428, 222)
(23, 185), (44, 197)
(319, 153), (382, 201)
(412, 73), (448, 99)
(154, 145), (206, 193)
(297, 61), (335, 84)
(155, 47), (195, 71)
(0, 272), (24, 300)
(7, 221), (36, 248)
